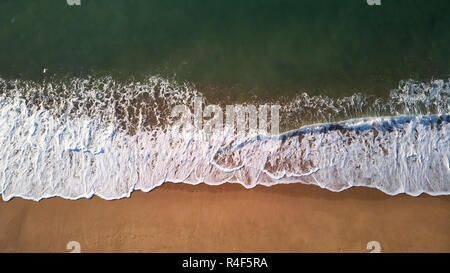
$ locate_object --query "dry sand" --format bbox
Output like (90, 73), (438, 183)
(0, 182), (449, 252)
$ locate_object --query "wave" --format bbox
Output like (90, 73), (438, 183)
(284, 79), (450, 128)
(0, 76), (449, 201)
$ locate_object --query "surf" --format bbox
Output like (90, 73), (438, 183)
(0, 76), (448, 201)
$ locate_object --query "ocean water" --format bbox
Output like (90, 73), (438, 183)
(0, 0), (449, 200)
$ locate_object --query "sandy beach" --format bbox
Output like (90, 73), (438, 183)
(1, 0), (449, 255)
(0, 182), (448, 253)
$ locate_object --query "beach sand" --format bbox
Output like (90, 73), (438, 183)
(0, 182), (448, 253)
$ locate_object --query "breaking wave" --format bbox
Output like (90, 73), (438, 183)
(0, 76), (449, 201)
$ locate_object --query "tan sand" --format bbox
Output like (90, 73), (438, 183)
(0, 182), (449, 252)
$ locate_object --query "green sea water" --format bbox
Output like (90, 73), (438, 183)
(1, 0), (449, 98)
(0, 0), (449, 200)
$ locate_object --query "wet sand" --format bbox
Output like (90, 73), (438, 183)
(0, 182), (449, 252)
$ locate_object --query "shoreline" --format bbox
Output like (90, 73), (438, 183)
(1, 182), (448, 252)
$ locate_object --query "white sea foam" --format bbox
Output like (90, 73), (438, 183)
(0, 77), (448, 201)
(285, 79), (450, 127)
